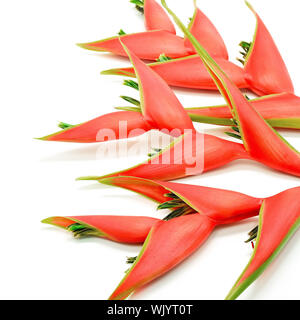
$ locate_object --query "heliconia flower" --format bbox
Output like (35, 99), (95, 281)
(77, 0), (189, 60)
(225, 187), (300, 300)
(77, 30), (191, 60)
(37, 111), (151, 143)
(42, 215), (158, 244)
(102, 55), (247, 90)
(98, 176), (263, 224)
(103, 1), (294, 96)
(242, 1), (294, 96)
(42, 176), (264, 300)
(162, 0), (300, 178)
(84, 176), (262, 300)
(78, 0), (228, 61)
(143, 0), (176, 34)
(186, 93), (300, 130)
(78, 130), (250, 181)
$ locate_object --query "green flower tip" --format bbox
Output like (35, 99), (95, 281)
(76, 176), (101, 181)
(34, 135), (50, 141)
(244, 0), (253, 9)
(76, 42), (104, 52)
(76, 42), (89, 49)
(101, 69), (120, 76)
(41, 217), (59, 226)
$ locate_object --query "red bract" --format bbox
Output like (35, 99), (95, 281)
(226, 187), (300, 300)
(186, 93), (300, 129)
(243, 1), (294, 96)
(123, 42), (194, 134)
(103, 1), (294, 96)
(78, 1), (228, 61)
(42, 215), (158, 244)
(102, 55), (247, 90)
(162, 0), (300, 178)
(78, 30), (191, 60)
(38, 111), (150, 143)
(99, 176), (263, 224)
(79, 131), (249, 181)
(144, 0), (176, 34)
(184, 0), (228, 59)
(77, 0), (187, 60)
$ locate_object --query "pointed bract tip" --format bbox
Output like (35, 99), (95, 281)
(76, 42), (87, 49)
(34, 137), (47, 141)
(101, 69), (120, 76)
(76, 42), (90, 49)
(76, 42), (105, 52)
(76, 176), (101, 181)
(244, 0), (254, 12)
(35, 135), (51, 141)
(41, 217), (54, 225)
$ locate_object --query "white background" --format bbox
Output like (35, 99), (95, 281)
(1, 0), (300, 300)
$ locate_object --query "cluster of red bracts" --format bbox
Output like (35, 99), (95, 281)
(43, 177), (300, 300)
(80, 0), (293, 96)
(40, 0), (300, 299)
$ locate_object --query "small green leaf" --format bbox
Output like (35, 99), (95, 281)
(245, 226), (258, 243)
(164, 193), (179, 199)
(58, 122), (74, 130)
(130, 0), (144, 13)
(148, 147), (162, 158)
(120, 96), (141, 106)
(156, 54), (172, 62)
(118, 29), (126, 36)
(123, 79), (139, 90)
(232, 126), (240, 133)
(126, 256), (137, 264)
(237, 41), (252, 65)
(225, 132), (242, 140)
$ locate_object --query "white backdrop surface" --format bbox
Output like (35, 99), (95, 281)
(1, 0), (300, 299)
